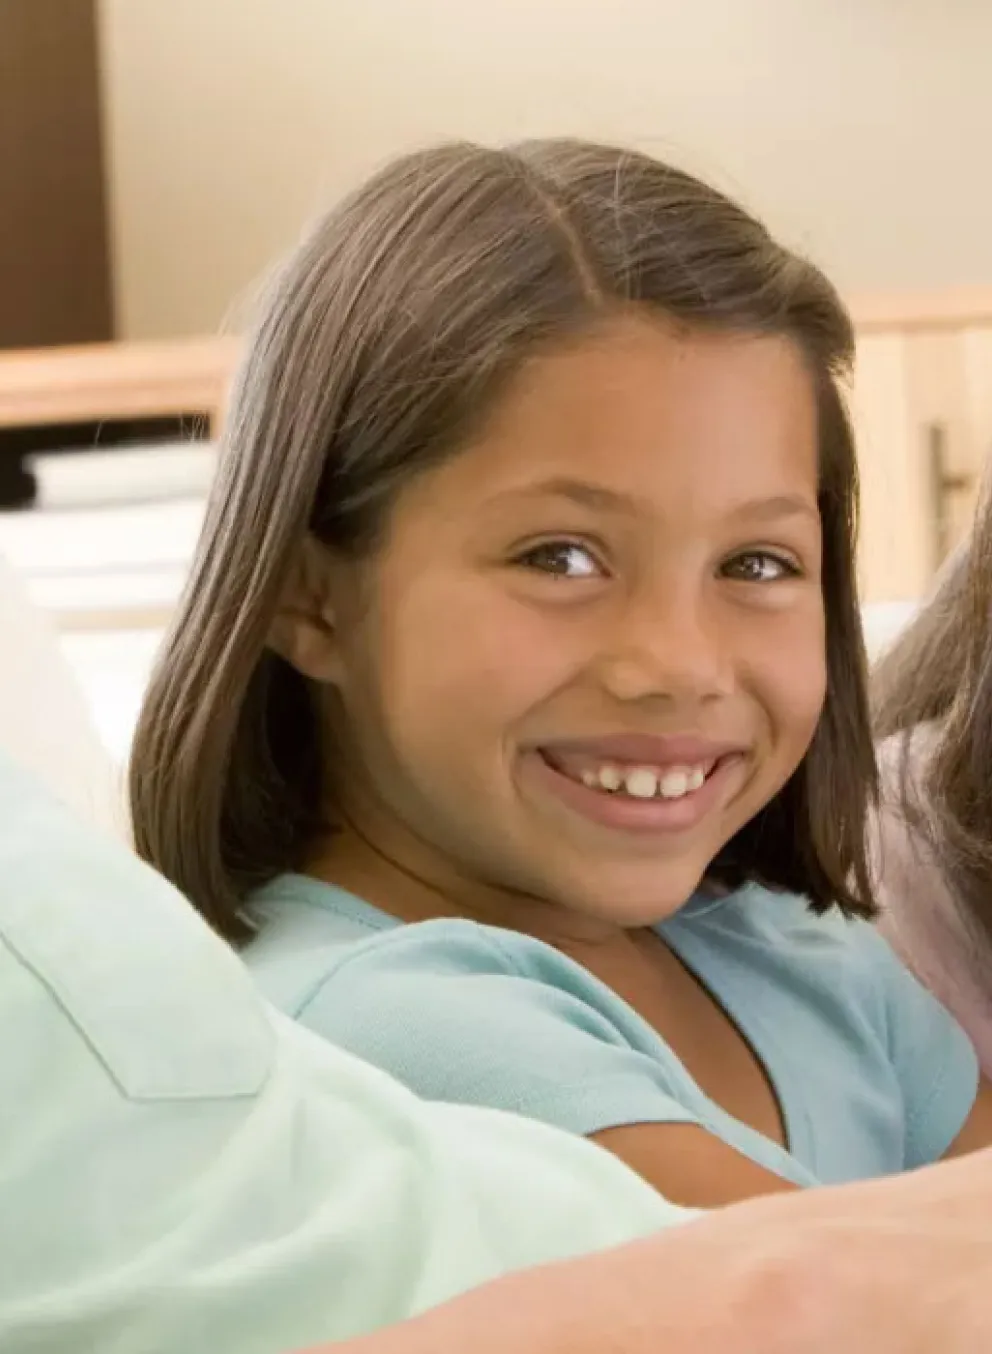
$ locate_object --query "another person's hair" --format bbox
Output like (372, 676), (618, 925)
(873, 487), (992, 952)
(129, 139), (876, 943)
(872, 545), (970, 741)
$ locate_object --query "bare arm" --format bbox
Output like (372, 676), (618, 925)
(321, 1209), (786, 1354)
(313, 1148), (992, 1354)
(944, 1077), (992, 1157)
(591, 1122), (797, 1207)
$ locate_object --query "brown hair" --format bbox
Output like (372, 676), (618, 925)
(872, 545), (970, 740)
(129, 139), (877, 943)
(873, 487), (992, 952)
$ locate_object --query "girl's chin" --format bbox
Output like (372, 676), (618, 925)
(528, 865), (712, 930)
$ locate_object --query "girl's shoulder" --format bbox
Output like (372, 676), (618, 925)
(245, 873), (726, 1149)
(250, 871), (927, 1019)
(245, 871), (594, 1015)
(670, 880), (896, 979)
(684, 882), (977, 1165)
(671, 880), (967, 1067)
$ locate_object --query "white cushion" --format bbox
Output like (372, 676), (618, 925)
(0, 551), (121, 834)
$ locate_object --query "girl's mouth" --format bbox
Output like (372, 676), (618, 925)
(540, 750), (719, 802)
(526, 740), (747, 836)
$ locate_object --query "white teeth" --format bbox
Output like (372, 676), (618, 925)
(575, 761), (710, 798)
(659, 770), (689, 799)
(623, 767), (659, 799)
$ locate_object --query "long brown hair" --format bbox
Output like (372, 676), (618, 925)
(873, 485), (992, 952)
(129, 139), (876, 943)
(872, 545), (970, 740)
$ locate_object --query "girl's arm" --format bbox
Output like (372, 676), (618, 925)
(945, 1078), (992, 1156)
(592, 1122), (797, 1206)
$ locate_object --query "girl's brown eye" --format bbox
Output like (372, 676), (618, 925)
(516, 541), (602, 579)
(722, 551), (799, 583)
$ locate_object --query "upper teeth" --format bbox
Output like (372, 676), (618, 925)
(578, 764), (708, 799)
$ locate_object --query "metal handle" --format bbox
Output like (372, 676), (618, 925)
(927, 422), (973, 569)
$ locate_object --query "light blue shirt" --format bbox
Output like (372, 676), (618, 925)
(248, 876), (980, 1187)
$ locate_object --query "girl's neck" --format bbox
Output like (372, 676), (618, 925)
(305, 819), (634, 954)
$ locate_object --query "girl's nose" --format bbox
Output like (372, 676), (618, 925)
(595, 589), (734, 706)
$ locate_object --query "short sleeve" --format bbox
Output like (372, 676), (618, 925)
(870, 929), (979, 1167)
(293, 920), (703, 1139)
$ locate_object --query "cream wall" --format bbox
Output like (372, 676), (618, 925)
(98, 0), (992, 340)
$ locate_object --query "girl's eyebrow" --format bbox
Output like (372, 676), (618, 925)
(489, 478), (819, 524)
(729, 494), (820, 524)
(488, 478), (638, 514)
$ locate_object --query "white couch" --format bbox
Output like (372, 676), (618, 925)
(0, 551), (121, 833)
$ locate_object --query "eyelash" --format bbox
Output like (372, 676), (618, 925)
(513, 540), (802, 584)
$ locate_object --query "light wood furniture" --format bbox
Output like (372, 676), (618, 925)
(847, 290), (992, 603)
(0, 337), (241, 436)
(0, 339), (239, 629)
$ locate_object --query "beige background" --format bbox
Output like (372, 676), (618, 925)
(98, 0), (992, 340)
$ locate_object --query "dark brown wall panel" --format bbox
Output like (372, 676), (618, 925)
(0, 0), (113, 348)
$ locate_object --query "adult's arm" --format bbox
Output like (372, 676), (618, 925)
(0, 749), (677, 1353)
(322, 1147), (992, 1354)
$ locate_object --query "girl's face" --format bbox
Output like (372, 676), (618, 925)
(313, 316), (826, 927)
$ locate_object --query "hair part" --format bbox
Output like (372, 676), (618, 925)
(129, 138), (877, 942)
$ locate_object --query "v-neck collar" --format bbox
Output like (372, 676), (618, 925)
(258, 873), (817, 1186)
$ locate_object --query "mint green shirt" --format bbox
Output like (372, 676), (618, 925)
(248, 875), (979, 1186)
(0, 752), (681, 1354)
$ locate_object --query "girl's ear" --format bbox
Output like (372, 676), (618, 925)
(268, 536), (345, 684)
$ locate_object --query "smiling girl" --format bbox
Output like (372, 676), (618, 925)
(130, 140), (992, 1208)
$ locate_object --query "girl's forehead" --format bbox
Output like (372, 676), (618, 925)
(398, 319), (820, 522)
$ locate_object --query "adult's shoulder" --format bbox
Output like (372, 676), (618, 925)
(875, 722), (940, 804)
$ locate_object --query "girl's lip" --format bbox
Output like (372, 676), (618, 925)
(525, 747), (746, 836)
(535, 733), (747, 767)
